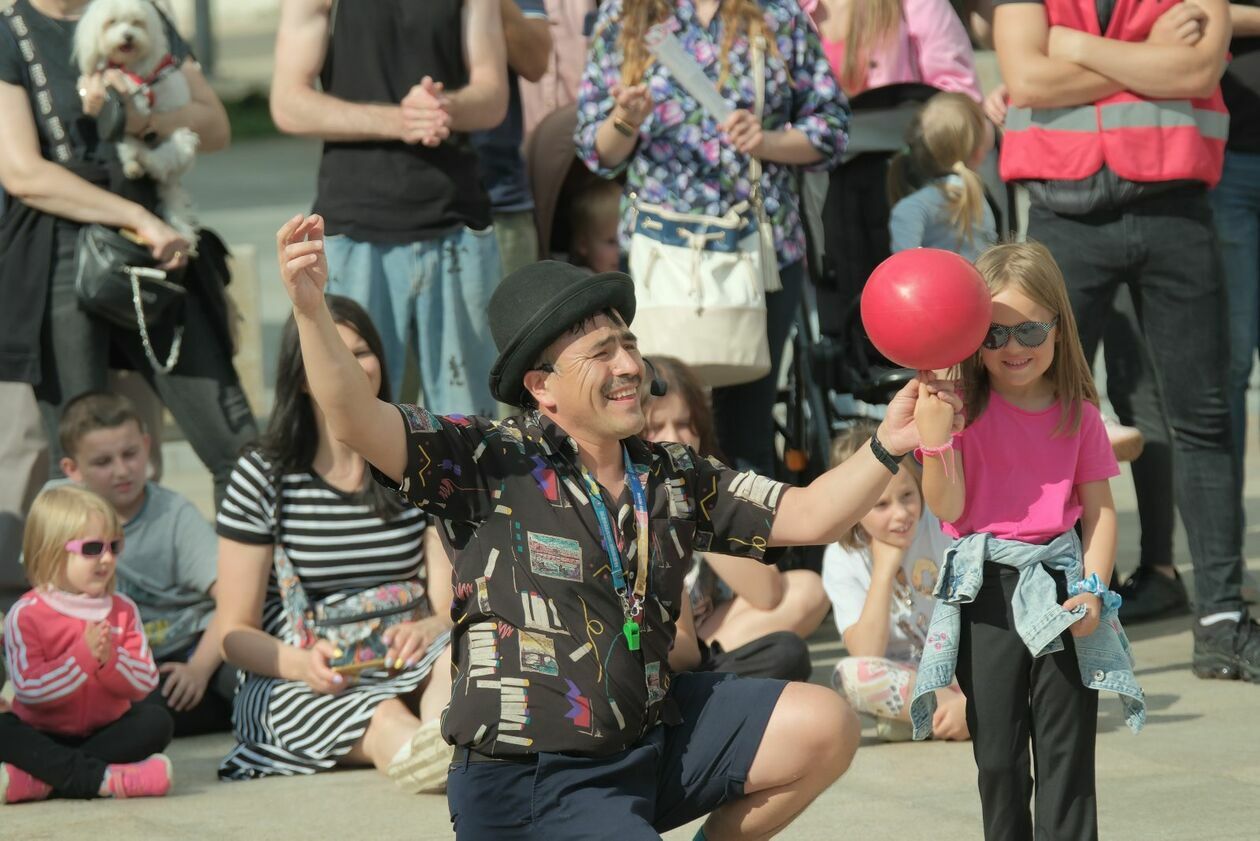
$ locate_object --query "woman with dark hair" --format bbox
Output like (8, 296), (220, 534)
(644, 356), (830, 681)
(213, 295), (454, 793)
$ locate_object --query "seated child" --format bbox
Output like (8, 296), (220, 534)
(568, 177), (622, 274)
(887, 91), (997, 261)
(57, 392), (233, 736)
(822, 420), (970, 742)
(644, 356), (830, 680)
(0, 486), (173, 803)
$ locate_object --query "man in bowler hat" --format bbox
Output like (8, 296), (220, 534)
(275, 213), (961, 840)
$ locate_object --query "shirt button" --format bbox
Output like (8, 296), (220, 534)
(1093, 669), (1106, 682)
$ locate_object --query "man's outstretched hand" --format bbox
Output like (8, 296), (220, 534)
(277, 214), (329, 316)
(879, 375), (965, 456)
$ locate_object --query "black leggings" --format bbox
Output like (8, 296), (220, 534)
(0, 704), (173, 799)
(955, 565), (1099, 841)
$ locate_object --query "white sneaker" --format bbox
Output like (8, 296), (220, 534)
(387, 719), (453, 794)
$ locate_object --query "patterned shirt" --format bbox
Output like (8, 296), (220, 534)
(575, 0), (849, 269)
(378, 406), (787, 757)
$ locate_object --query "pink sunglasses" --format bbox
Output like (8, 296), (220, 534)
(65, 538), (123, 558)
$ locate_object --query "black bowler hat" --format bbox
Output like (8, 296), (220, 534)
(488, 261), (636, 406)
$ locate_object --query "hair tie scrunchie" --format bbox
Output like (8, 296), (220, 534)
(1068, 572), (1123, 616)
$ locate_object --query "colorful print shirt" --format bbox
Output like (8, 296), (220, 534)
(575, 0), (849, 268)
(377, 406), (787, 757)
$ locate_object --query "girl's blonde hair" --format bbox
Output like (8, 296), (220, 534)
(960, 241), (1099, 435)
(23, 485), (121, 591)
(612, 0), (777, 92)
(829, 419), (922, 550)
(887, 93), (988, 249)
(841, 0), (903, 94)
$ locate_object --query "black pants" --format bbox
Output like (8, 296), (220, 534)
(955, 566), (1098, 841)
(0, 704), (173, 799)
(1102, 286), (1175, 570)
(1029, 189), (1244, 615)
(139, 659), (237, 737)
(36, 221), (256, 506)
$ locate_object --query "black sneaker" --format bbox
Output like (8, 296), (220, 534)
(1117, 566), (1191, 624)
(1192, 614), (1260, 682)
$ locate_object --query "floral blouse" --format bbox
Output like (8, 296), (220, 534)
(575, 0), (849, 269)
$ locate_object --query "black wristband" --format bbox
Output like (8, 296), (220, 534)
(869, 432), (904, 475)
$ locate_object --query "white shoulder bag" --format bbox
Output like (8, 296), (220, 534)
(627, 37), (781, 388)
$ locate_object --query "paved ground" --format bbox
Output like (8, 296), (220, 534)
(4, 448), (1260, 839)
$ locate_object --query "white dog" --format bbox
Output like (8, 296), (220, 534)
(74, 0), (200, 249)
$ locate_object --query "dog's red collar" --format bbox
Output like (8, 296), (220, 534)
(107, 53), (179, 107)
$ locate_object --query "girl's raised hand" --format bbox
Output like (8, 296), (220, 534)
(914, 381), (957, 448)
(277, 214), (329, 316)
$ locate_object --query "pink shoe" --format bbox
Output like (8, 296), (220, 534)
(105, 754), (173, 799)
(0, 763), (53, 804)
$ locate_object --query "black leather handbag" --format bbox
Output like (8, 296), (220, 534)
(75, 224), (187, 373)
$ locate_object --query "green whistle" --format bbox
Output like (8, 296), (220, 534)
(623, 620), (641, 651)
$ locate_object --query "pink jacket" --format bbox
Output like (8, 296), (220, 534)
(3, 591), (160, 737)
(804, 0), (981, 101)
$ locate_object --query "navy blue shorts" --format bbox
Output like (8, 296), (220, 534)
(446, 672), (787, 840)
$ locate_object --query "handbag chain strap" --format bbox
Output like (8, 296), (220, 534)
(127, 267), (184, 373)
(3, 3), (73, 163)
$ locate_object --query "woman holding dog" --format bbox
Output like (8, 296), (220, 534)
(575, 0), (848, 477)
(0, 0), (254, 504)
(215, 295), (455, 794)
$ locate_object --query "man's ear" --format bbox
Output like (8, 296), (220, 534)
(522, 369), (556, 412)
(60, 456), (82, 482)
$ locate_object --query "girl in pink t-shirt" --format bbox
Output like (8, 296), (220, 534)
(914, 241), (1121, 840)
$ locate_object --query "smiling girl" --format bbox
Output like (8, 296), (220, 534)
(910, 241), (1143, 841)
(822, 419), (968, 742)
(0, 485), (172, 804)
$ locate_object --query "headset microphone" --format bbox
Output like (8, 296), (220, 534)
(644, 359), (668, 397)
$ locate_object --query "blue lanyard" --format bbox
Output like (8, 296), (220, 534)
(579, 447), (650, 650)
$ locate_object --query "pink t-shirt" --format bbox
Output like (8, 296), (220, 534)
(940, 393), (1120, 543)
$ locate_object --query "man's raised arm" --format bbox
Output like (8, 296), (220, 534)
(769, 379), (963, 547)
(275, 214), (408, 482)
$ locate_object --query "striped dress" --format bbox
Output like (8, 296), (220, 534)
(215, 449), (450, 780)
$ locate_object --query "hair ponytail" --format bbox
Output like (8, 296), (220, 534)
(888, 93), (989, 247)
(946, 159), (987, 249)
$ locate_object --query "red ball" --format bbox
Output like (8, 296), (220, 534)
(860, 248), (993, 371)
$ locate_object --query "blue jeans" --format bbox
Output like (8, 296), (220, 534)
(1029, 188), (1244, 616)
(1210, 150), (1260, 463)
(325, 226), (503, 417)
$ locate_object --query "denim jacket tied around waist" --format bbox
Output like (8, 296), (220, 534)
(909, 530), (1146, 740)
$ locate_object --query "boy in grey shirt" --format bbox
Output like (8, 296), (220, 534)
(57, 392), (233, 735)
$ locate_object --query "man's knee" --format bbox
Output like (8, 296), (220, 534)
(774, 683), (859, 778)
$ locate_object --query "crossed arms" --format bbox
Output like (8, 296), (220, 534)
(995, 0), (1231, 109)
